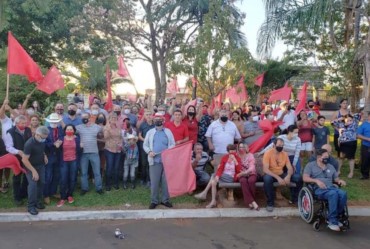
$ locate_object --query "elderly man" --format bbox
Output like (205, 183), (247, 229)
(303, 148), (347, 231)
(143, 113), (175, 209)
(22, 126), (50, 215)
(205, 109), (241, 166)
(3, 115), (32, 206)
(276, 101), (296, 133)
(191, 143), (212, 187)
(138, 110), (155, 186)
(243, 108), (264, 146)
(76, 113), (104, 195)
(262, 138), (302, 212)
(165, 109), (189, 145)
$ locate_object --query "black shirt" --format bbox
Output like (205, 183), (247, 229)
(24, 137), (46, 166)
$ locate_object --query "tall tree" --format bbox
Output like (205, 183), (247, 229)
(71, 0), (246, 104)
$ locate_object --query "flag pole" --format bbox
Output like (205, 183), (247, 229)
(6, 74), (9, 100)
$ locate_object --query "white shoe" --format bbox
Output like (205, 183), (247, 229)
(328, 223), (340, 231)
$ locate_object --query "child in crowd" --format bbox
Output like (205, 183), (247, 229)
(123, 134), (139, 189)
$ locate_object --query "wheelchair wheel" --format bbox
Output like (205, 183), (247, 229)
(313, 221), (320, 231)
(298, 187), (315, 223)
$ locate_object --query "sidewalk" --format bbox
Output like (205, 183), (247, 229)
(1, 206), (370, 223)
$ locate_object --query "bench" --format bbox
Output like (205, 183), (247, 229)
(215, 155), (296, 201)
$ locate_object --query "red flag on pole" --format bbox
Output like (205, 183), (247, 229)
(167, 77), (179, 97)
(268, 83), (292, 102)
(162, 141), (196, 197)
(295, 81), (308, 114)
(7, 32), (43, 83)
(117, 55), (129, 77)
(104, 65), (113, 111)
(236, 76), (248, 102)
(255, 73), (265, 87)
(37, 65), (64, 94)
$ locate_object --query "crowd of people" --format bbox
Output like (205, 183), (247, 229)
(0, 92), (369, 231)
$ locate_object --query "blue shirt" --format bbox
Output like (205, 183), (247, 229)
(63, 115), (82, 127)
(153, 129), (169, 163)
(357, 121), (370, 147)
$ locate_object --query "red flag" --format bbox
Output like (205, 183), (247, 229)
(117, 55), (129, 77)
(104, 65), (113, 111)
(37, 65), (64, 94)
(0, 154), (26, 175)
(191, 77), (198, 87)
(7, 32), (43, 83)
(268, 83), (292, 102)
(295, 81), (308, 114)
(249, 120), (282, 153)
(162, 141), (196, 197)
(255, 73), (265, 87)
(167, 77), (179, 97)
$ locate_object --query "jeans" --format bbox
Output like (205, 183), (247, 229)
(44, 154), (60, 197)
(25, 165), (45, 210)
(139, 144), (150, 183)
(360, 144), (370, 178)
(13, 173), (28, 202)
(263, 172), (302, 206)
(60, 160), (78, 200)
(288, 155), (303, 202)
(124, 158), (138, 182)
(315, 186), (347, 225)
(104, 150), (121, 188)
(80, 153), (102, 191)
(149, 162), (169, 204)
(194, 169), (210, 187)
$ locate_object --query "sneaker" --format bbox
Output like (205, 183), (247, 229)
(57, 200), (65, 207)
(67, 196), (74, 204)
(149, 203), (157, 209)
(266, 206), (274, 212)
(328, 223), (340, 231)
(161, 201), (173, 208)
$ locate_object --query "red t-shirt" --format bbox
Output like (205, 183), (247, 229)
(165, 121), (189, 142)
(182, 117), (198, 144)
(63, 138), (77, 161)
(298, 121), (313, 143)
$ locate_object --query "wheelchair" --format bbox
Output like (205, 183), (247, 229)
(298, 185), (350, 232)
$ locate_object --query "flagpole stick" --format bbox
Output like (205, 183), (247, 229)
(6, 74), (9, 100)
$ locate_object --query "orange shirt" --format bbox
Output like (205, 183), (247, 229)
(262, 148), (289, 175)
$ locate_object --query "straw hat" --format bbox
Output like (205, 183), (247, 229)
(126, 134), (138, 141)
(45, 113), (62, 123)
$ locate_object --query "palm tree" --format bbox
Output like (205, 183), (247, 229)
(257, 0), (369, 112)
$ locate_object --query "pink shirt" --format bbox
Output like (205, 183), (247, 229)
(240, 153), (256, 175)
(63, 138), (76, 161)
(223, 161), (236, 177)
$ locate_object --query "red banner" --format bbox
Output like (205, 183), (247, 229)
(162, 141), (196, 197)
(117, 55), (129, 77)
(268, 83), (292, 102)
(37, 65), (64, 94)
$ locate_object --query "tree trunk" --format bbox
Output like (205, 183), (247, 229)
(158, 58), (167, 105)
(192, 86), (197, 99)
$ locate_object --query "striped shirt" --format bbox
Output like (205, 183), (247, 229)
(192, 152), (210, 171)
(262, 134), (301, 166)
(76, 123), (102, 154)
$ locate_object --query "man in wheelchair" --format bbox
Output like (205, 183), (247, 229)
(303, 148), (347, 231)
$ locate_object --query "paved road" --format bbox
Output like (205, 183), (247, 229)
(0, 217), (368, 249)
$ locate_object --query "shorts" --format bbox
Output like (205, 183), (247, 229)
(300, 142), (313, 152)
(339, 141), (357, 159)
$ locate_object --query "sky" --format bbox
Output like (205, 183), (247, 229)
(116, 0), (286, 95)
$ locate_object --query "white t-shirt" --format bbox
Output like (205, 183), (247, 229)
(276, 110), (296, 130)
(205, 120), (241, 154)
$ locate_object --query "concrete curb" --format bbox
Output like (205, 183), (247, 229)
(0, 206), (369, 223)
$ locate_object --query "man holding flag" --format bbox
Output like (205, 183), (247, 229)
(143, 113), (175, 209)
